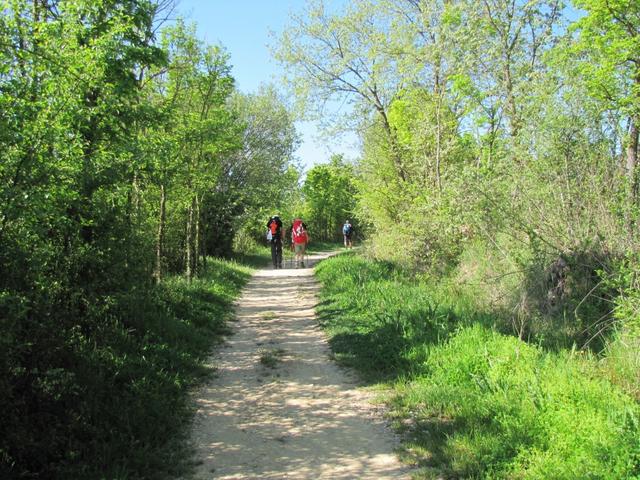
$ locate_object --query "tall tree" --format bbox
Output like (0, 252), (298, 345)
(571, 0), (640, 229)
(274, 0), (408, 182)
(0, 0), (166, 473)
(216, 85), (301, 250)
(144, 19), (239, 279)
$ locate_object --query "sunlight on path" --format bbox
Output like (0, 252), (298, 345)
(189, 252), (410, 479)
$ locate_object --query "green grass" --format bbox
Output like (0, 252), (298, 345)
(259, 348), (287, 369)
(80, 257), (254, 479)
(2, 256), (257, 480)
(315, 252), (473, 380)
(314, 253), (640, 479)
(231, 244), (273, 268)
(306, 240), (346, 253)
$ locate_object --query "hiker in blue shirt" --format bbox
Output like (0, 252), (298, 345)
(342, 220), (354, 249)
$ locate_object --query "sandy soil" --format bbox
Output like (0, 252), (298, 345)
(188, 251), (411, 480)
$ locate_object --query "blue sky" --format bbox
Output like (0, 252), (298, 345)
(174, 0), (358, 171)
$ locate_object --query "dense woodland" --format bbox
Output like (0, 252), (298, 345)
(1, 0), (639, 478)
(275, 0), (640, 350)
(0, 0), (302, 477)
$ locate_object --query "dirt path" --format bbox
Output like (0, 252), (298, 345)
(189, 251), (410, 479)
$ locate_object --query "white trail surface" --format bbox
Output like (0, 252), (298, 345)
(189, 251), (410, 479)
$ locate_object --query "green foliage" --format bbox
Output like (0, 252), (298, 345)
(216, 86), (301, 251)
(355, 85), (480, 271)
(599, 254), (640, 400)
(0, 257), (252, 479)
(273, 0), (399, 126)
(302, 155), (358, 241)
(0, 1), (293, 477)
(143, 18), (243, 274)
(0, 4), (167, 475)
(279, 0), (640, 351)
(285, 0), (640, 476)
(570, 0), (640, 115)
(606, 253), (640, 338)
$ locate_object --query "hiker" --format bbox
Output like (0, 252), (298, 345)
(291, 218), (309, 268)
(266, 214), (283, 269)
(342, 220), (354, 249)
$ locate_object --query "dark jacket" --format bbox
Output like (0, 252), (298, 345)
(267, 217), (283, 241)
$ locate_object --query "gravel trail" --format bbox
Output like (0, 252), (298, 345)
(189, 251), (410, 479)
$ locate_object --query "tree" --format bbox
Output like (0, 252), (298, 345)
(143, 19), (239, 279)
(571, 0), (640, 229)
(274, 0), (408, 182)
(0, 0), (166, 474)
(217, 85), (301, 251)
(302, 155), (358, 241)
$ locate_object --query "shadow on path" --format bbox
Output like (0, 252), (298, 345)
(189, 251), (410, 479)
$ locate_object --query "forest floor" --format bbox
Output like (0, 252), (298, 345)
(188, 251), (411, 479)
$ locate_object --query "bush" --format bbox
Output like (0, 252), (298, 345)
(0, 258), (252, 479)
(450, 238), (623, 352)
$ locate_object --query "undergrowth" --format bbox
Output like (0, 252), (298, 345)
(305, 241), (346, 253)
(1, 257), (253, 479)
(315, 252), (640, 479)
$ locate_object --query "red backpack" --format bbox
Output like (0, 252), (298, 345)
(292, 219), (308, 244)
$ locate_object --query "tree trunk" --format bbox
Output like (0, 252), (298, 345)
(504, 61), (520, 138)
(625, 117), (639, 234)
(194, 194), (201, 278)
(484, 107), (498, 169)
(435, 94), (443, 193)
(378, 108), (407, 183)
(199, 194), (207, 272)
(154, 184), (166, 283)
(626, 118), (638, 198)
(185, 196), (195, 281)
(132, 171), (141, 216)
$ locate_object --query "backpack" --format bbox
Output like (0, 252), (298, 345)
(267, 218), (280, 241)
(292, 219), (308, 244)
(343, 223), (353, 235)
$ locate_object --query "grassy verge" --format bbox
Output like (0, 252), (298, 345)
(232, 244), (273, 269)
(306, 240), (345, 253)
(3, 256), (257, 480)
(315, 253), (640, 479)
(86, 257), (255, 479)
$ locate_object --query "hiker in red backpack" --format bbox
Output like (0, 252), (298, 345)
(266, 215), (283, 269)
(291, 218), (309, 268)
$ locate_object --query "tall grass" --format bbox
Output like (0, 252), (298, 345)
(315, 253), (640, 479)
(1, 257), (253, 479)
